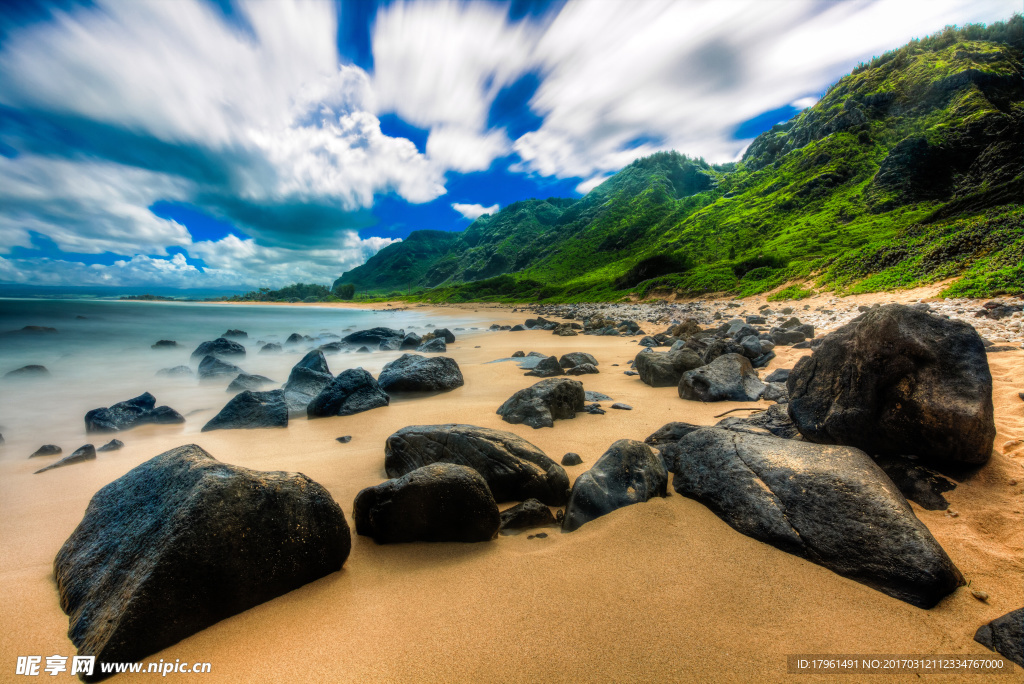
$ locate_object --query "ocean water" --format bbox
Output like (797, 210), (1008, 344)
(0, 298), (488, 455)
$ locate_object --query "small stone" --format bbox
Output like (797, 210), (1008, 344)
(971, 589), (989, 601)
(624, 370), (638, 376)
(97, 439), (124, 452)
(946, 509), (960, 518)
(611, 403), (633, 410)
(337, 436), (352, 443)
(527, 533), (548, 539)
(561, 452), (583, 466)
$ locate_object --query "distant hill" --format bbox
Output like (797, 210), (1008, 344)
(335, 17), (1023, 302)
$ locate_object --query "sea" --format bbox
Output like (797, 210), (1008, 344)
(0, 298), (490, 454)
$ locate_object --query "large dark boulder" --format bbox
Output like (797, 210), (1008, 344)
(342, 327), (404, 346)
(678, 353), (765, 402)
(524, 355), (564, 377)
(499, 499), (558, 534)
(294, 349), (331, 374)
(353, 463), (499, 544)
(634, 349), (704, 387)
(197, 355), (242, 379)
(566, 363), (599, 376)
(30, 444), (62, 458)
(497, 378), (585, 429)
(283, 352), (333, 413)
(717, 403), (799, 439)
(85, 393), (184, 433)
(226, 373), (275, 393)
(400, 332), (422, 350)
(384, 424), (569, 505)
(377, 354), (464, 393)
(787, 304), (996, 465)
(416, 337), (447, 353)
(670, 427), (964, 608)
(558, 352), (598, 368)
(562, 439), (668, 532)
(202, 390), (288, 432)
(34, 444), (96, 474)
(54, 444), (350, 679)
(190, 337), (245, 361)
(433, 327), (456, 343)
(307, 368), (390, 418)
(974, 607), (1023, 667)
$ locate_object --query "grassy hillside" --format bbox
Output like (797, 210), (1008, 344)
(336, 17), (1023, 302)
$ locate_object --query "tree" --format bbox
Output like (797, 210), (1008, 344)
(334, 283), (355, 300)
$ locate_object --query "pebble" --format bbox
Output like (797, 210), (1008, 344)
(611, 403), (633, 410)
(336, 436), (352, 443)
(971, 589), (989, 601)
(527, 533), (549, 540)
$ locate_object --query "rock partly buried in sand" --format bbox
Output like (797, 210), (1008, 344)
(558, 352), (598, 368)
(156, 365), (193, 378)
(416, 337), (447, 353)
(787, 304), (996, 465)
(497, 377), (585, 429)
(499, 499), (559, 534)
(97, 439), (124, 452)
(974, 607), (1024, 667)
(873, 454), (957, 511)
(561, 452), (583, 466)
(562, 439), (668, 532)
(226, 372), (275, 393)
(678, 353), (765, 402)
(634, 349), (704, 388)
(55, 444), (350, 676)
(354, 463), (499, 544)
(197, 355), (242, 379)
(307, 368), (390, 418)
(716, 404), (799, 439)
(189, 337), (245, 361)
(35, 444), (96, 474)
(5, 364), (50, 378)
(385, 424), (570, 505)
(377, 354), (464, 393)
(670, 427), (964, 608)
(524, 355), (564, 378)
(85, 392), (185, 433)
(566, 363), (599, 375)
(202, 390), (288, 432)
(30, 444), (62, 458)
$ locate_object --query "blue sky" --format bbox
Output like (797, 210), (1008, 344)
(0, 0), (1017, 291)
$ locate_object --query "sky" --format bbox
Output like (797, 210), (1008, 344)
(0, 0), (1017, 292)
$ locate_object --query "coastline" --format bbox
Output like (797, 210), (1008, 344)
(0, 293), (1020, 682)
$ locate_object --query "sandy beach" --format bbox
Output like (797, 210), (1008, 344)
(1, 292), (1021, 683)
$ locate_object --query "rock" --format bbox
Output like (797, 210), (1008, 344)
(497, 378), (586, 429)
(510, 324), (526, 332)
(378, 354), (464, 393)
(202, 390), (288, 432)
(787, 304), (996, 465)
(499, 499), (558, 534)
(511, 351), (526, 358)
(282, 352), (334, 413)
(189, 337), (245, 361)
(562, 440), (668, 532)
(678, 353), (765, 402)
(156, 365), (193, 378)
(524, 355), (564, 377)
(634, 349), (704, 387)
(400, 332), (422, 350)
(565, 363), (599, 375)
(384, 424), (570, 505)
(221, 329), (247, 339)
(2, 325), (57, 336)
(611, 403), (632, 410)
(584, 403), (606, 415)
(307, 369), (390, 418)
(433, 328), (456, 343)
(623, 370), (638, 376)
(97, 439), (124, 452)
(561, 452), (583, 466)
(723, 404), (800, 439)
(558, 352), (598, 368)
(751, 351), (776, 369)
(764, 368), (791, 383)
(34, 444), (96, 474)
(259, 343), (283, 354)
(762, 382), (789, 403)
(4, 364), (49, 378)
(553, 324), (578, 336)
(378, 337), (402, 351)
(639, 336), (659, 347)
(644, 422), (703, 449)
(770, 329), (806, 346)
(226, 373), (275, 393)
(197, 355), (242, 379)
(416, 337), (447, 353)
(670, 428), (964, 608)
(873, 455), (957, 511)
(353, 463), (499, 544)
(285, 333), (305, 345)
(336, 435), (351, 443)
(295, 349), (331, 374)
(342, 327), (404, 346)
(30, 444), (62, 458)
(974, 607), (1023, 667)
(85, 392), (185, 433)
(54, 444), (350, 671)
(584, 391), (612, 402)
(151, 340), (177, 349)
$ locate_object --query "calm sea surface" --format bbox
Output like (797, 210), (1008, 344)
(0, 298), (490, 454)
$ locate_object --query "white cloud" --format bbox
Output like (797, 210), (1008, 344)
(451, 203), (499, 220)
(575, 175), (612, 195)
(790, 96), (819, 110)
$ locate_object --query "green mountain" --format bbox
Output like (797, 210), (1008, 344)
(335, 17), (1023, 302)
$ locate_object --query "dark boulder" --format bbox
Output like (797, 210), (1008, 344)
(285, 333), (305, 345)
(85, 393), (184, 433)
(497, 378), (586, 429)
(377, 354), (464, 393)
(294, 349), (331, 374)
(35, 444), (96, 474)
(644, 422), (703, 449)
(433, 328), (456, 343)
(558, 352), (598, 368)
(226, 373), (275, 393)
(678, 353), (765, 402)
(307, 369), (390, 418)
(4, 364), (50, 378)
(770, 329), (806, 346)
(202, 390), (288, 432)
(566, 363), (599, 375)
(156, 365), (193, 378)
(55, 444), (350, 675)
(197, 355), (242, 379)
(499, 499), (558, 534)
(221, 329), (247, 339)
(561, 452), (583, 466)
(584, 390), (612, 402)
(378, 337), (402, 351)
(718, 404), (799, 439)
(151, 340), (177, 349)
(400, 332), (422, 350)
(384, 424), (570, 505)
(873, 455), (957, 511)
(259, 343), (283, 354)
(342, 327), (404, 346)
(764, 368), (791, 383)
(30, 444), (62, 458)
(510, 324), (526, 332)
(562, 439), (668, 532)
(762, 382), (789, 403)
(353, 463), (499, 544)
(974, 607), (1023, 667)
(634, 349), (704, 388)
(97, 439), (124, 452)
(190, 337), (245, 361)
(524, 355), (564, 378)
(318, 341), (344, 354)
(670, 427), (964, 608)
(283, 367), (333, 414)
(416, 337), (447, 353)
(787, 304), (996, 465)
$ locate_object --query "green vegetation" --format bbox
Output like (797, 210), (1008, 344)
(119, 294), (177, 301)
(225, 282), (334, 303)
(335, 17), (1022, 303)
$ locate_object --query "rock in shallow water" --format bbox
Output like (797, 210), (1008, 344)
(189, 337), (245, 361)
(55, 444), (350, 678)
(307, 368), (390, 418)
(97, 439), (124, 452)
(84, 392), (184, 433)
(197, 355), (241, 379)
(497, 377), (585, 429)
(4, 364), (50, 378)
(202, 389), (288, 432)
(35, 444), (96, 474)
(226, 372), (275, 393)
(670, 427), (963, 608)
(30, 444), (62, 458)
(385, 424), (569, 505)
(377, 354), (464, 392)
(354, 463), (499, 544)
